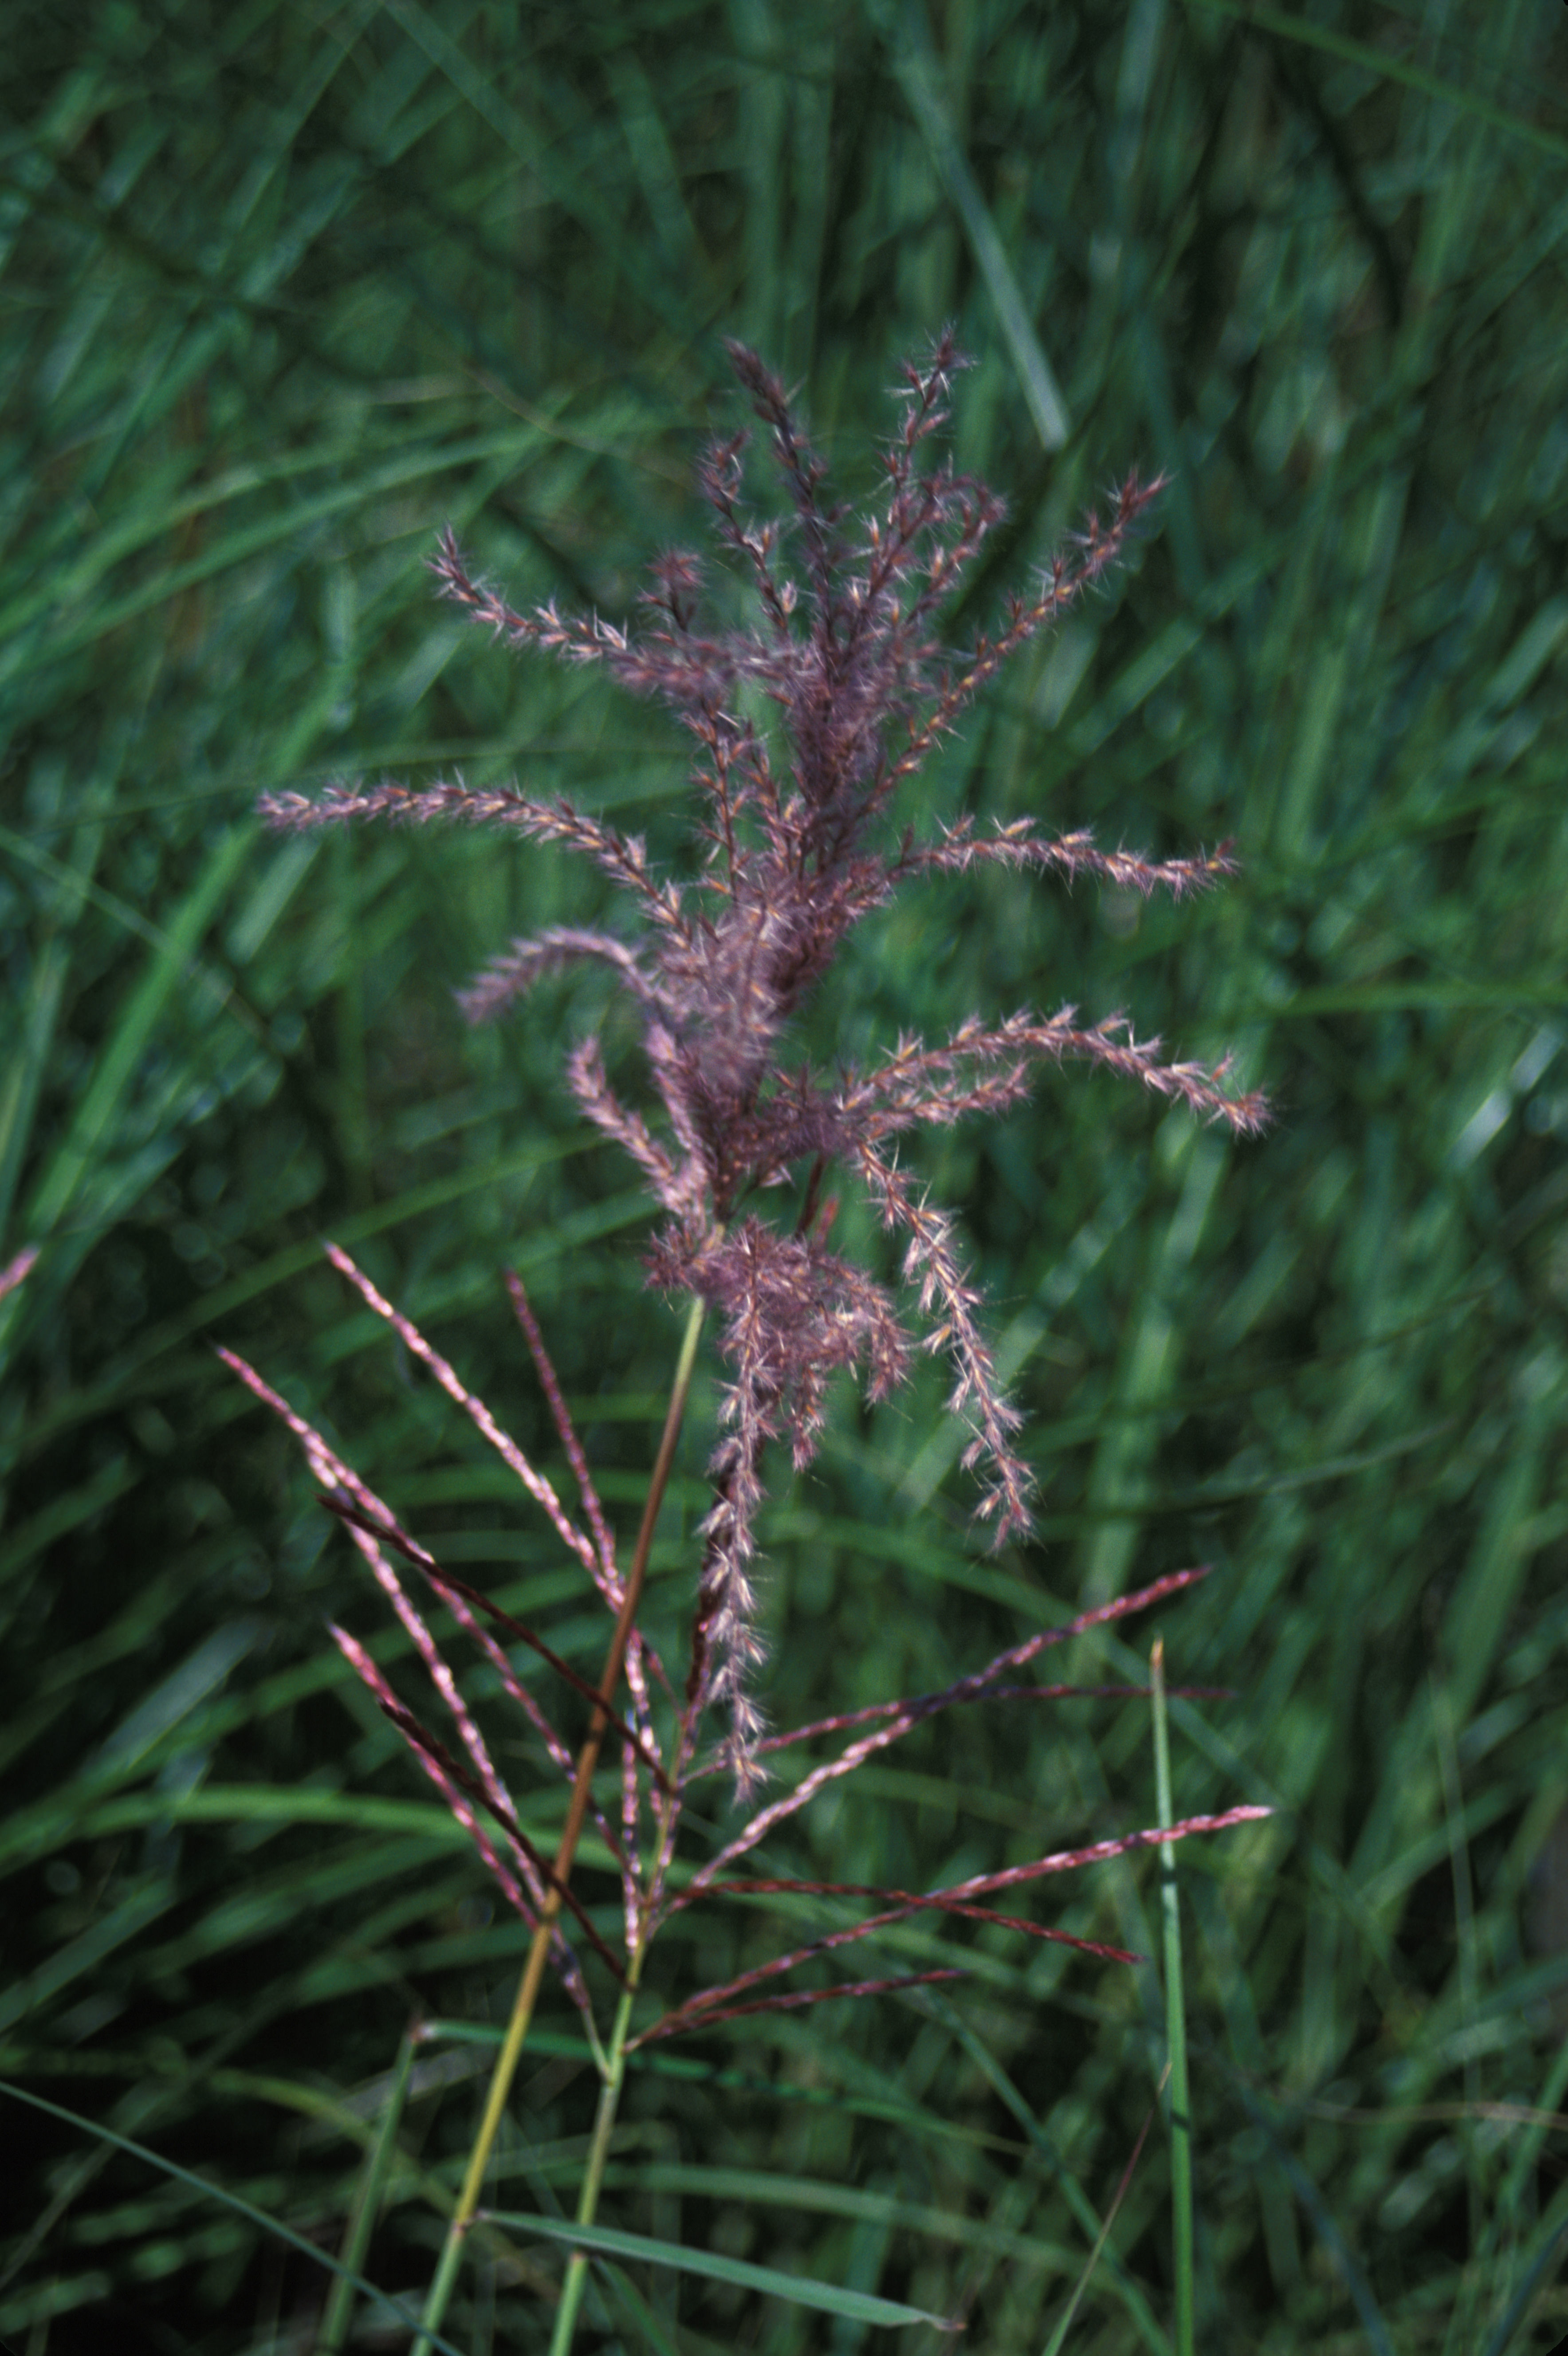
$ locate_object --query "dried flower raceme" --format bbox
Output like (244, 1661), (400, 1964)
(260, 332), (1266, 1787)
(222, 1268), (1268, 2051)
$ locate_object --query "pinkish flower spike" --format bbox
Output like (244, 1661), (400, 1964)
(691, 1567), (1216, 1885)
(647, 1808), (1268, 2037)
(316, 1490), (667, 1789)
(924, 1805), (1273, 1908)
(322, 1241), (602, 1587)
(747, 1680), (1214, 1763)
(504, 1270), (620, 1590)
(326, 1623), (595, 2012)
(217, 1348), (552, 1919)
(668, 1873), (1143, 1963)
(0, 1245), (38, 1306)
(633, 1970), (968, 2047)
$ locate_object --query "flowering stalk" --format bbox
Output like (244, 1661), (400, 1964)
(232, 336), (1270, 2345)
(1154, 1633), (1195, 2356)
(262, 330), (1264, 1794)
(409, 1292), (704, 2356)
(229, 1263), (1266, 2347)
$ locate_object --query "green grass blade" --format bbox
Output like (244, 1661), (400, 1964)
(480, 2211), (956, 2330)
(1478, 2179), (1568, 2356)
(873, 0), (1069, 451)
(0, 2079), (468, 2356)
(1177, 0), (1568, 164)
(22, 827), (252, 1245)
(314, 2019), (420, 2356)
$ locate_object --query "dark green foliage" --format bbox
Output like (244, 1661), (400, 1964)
(2, 0), (1566, 2348)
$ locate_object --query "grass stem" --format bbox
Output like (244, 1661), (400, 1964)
(545, 1975), (642, 2355)
(411, 1292), (707, 2356)
(1152, 1635), (1194, 2356)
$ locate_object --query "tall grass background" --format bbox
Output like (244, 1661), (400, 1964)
(2, 1), (1566, 2348)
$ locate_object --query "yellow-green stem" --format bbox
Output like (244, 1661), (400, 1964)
(547, 1967), (644, 2354)
(411, 1292), (706, 2356)
(1152, 1635), (1194, 2356)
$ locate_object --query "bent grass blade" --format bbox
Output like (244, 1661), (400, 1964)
(479, 2211), (959, 2332)
(0, 2079), (468, 2356)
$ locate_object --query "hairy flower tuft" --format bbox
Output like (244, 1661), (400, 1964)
(260, 332), (1265, 1783)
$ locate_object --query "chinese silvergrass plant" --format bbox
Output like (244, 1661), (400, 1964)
(230, 334), (1272, 2351)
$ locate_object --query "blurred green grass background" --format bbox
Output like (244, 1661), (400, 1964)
(2, 0), (1567, 2348)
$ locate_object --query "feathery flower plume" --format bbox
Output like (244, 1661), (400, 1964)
(260, 333), (1265, 1789)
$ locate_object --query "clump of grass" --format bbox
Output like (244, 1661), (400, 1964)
(234, 334), (1269, 2349)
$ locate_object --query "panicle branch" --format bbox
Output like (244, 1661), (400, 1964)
(633, 1970), (967, 2045)
(317, 1489), (667, 1792)
(330, 1623), (628, 1982)
(504, 1271), (621, 1602)
(217, 1344), (594, 2011)
(689, 1568), (1212, 1889)
(321, 1241), (608, 1587)
(318, 1489), (578, 1782)
(327, 1622), (545, 1926)
(743, 1680), (1213, 1763)
(893, 817), (1238, 900)
(456, 927), (668, 1029)
(639, 1802), (1271, 2046)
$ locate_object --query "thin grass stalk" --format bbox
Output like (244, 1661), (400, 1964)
(1151, 1636), (1194, 2356)
(545, 1974), (643, 2355)
(1449, 2019), (1568, 2356)
(0, 2078), (469, 2356)
(1040, 2070), (1166, 2356)
(1477, 2179), (1568, 2356)
(539, 1572), (720, 2356)
(412, 1293), (707, 2356)
(1432, 1669), (1483, 2262)
(314, 2018), (420, 2356)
